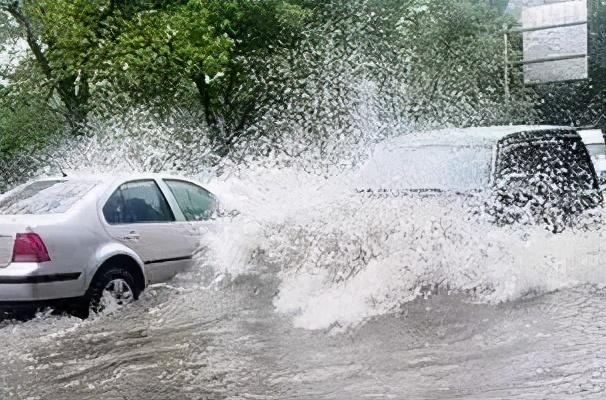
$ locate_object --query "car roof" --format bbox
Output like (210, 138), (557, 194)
(33, 172), (201, 192)
(378, 125), (574, 149)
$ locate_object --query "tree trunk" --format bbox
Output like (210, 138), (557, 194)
(57, 74), (90, 135)
(193, 75), (215, 128)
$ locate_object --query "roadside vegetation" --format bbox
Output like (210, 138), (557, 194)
(0, 0), (604, 186)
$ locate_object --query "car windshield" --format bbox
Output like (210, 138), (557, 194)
(0, 179), (99, 215)
(357, 144), (493, 191)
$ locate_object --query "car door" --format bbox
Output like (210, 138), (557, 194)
(102, 179), (197, 284)
(162, 179), (219, 239)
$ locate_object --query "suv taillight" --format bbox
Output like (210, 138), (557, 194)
(12, 233), (51, 263)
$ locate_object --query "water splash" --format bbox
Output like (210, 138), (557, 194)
(189, 163), (606, 330)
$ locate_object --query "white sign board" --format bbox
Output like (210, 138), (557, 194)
(522, 0), (588, 84)
(578, 129), (606, 181)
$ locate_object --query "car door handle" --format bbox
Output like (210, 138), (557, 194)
(122, 231), (141, 241)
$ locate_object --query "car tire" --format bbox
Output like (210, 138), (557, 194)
(77, 266), (141, 318)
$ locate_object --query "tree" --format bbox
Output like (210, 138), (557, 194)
(0, 0), (308, 146)
(1, 0), (94, 132)
(108, 0), (309, 148)
(0, 0), (538, 163)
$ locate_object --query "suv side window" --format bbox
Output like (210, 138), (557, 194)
(164, 179), (216, 221)
(103, 180), (175, 224)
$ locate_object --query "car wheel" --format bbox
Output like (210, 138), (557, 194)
(85, 266), (140, 316)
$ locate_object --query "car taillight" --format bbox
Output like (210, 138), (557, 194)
(12, 233), (51, 263)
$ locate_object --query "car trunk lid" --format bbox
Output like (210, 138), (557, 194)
(0, 235), (13, 267)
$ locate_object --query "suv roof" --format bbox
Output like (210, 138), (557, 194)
(378, 125), (572, 149)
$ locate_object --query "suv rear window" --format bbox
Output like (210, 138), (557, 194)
(0, 180), (99, 215)
(491, 131), (601, 231)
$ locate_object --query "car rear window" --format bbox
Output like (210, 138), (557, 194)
(495, 133), (598, 191)
(491, 131), (601, 231)
(0, 180), (99, 215)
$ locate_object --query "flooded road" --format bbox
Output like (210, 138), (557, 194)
(2, 272), (606, 399)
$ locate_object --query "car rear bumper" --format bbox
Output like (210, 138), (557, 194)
(0, 263), (84, 301)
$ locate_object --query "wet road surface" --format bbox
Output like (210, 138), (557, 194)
(2, 271), (606, 400)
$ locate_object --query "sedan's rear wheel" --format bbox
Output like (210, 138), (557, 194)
(85, 266), (140, 315)
(102, 278), (135, 305)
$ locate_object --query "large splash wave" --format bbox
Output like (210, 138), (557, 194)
(14, 114), (606, 331)
(5, 111), (601, 331)
(195, 163), (606, 330)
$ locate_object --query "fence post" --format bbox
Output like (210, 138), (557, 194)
(503, 26), (510, 102)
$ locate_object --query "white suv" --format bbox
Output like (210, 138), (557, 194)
(0, 173), (217, 316)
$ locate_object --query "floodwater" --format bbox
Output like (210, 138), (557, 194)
(2, 276), (606, 399)
(2, 164), (606, 400)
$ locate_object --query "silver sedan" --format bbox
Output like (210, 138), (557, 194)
(0, 173), (217, 316)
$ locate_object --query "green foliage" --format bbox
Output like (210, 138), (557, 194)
(107, 2), (233, 101)
(0, 45), (65, 157)
(0, 88), (64, 157)
(226, 0), (541, 171)
(1, 1), (308, 133)
(106, 0), (310, 139)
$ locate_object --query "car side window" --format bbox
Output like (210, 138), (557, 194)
(164, 179), (216, 221)
(103, 180), (175, 224)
